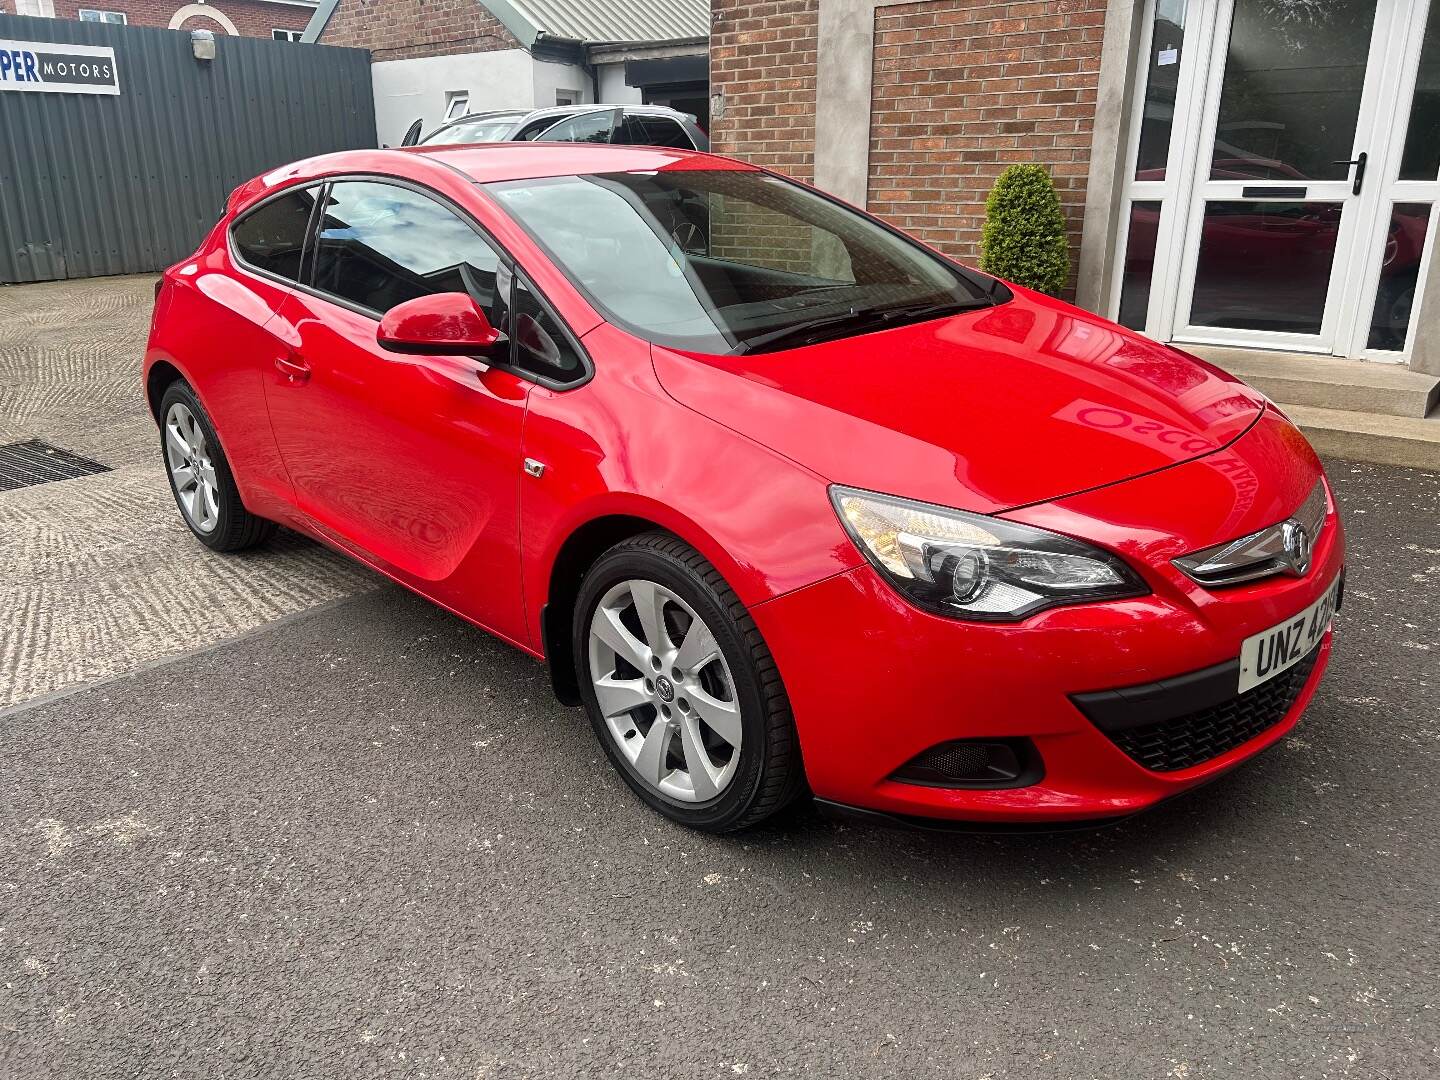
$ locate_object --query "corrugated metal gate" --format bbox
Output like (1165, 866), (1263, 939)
(0, 14), (376, 283)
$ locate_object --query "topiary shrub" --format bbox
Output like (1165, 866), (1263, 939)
(979, 164), (1071, 296)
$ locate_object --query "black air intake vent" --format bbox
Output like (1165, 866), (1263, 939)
(891, 738), (1042, 790)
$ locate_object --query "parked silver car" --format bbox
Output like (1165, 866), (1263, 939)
(403, 104), (709, 151)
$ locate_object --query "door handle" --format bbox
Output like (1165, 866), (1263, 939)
(1331, 152), (1367, 195)
(274, 352), (310, 384)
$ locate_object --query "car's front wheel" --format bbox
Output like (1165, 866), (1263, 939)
(158, 380), (274, 551)
(574, 533), (804, 832)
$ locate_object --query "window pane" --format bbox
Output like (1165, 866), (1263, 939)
(1190, 201), (1342, 334)
(231, 188), (317, 282)
(489, 170), (989, 354)
(311, 182), (504, 319)
(1117, 201), (1161, 330)
(621, 115), (693, 149)
(512, 278), (584, 381)
(1210, 0), (1377, 181)
(537, 112), (614, 144)
(1134, 0), (1186, 180)
(1400, 13), (1440, 180)
(1367, 203), (1431, 351)
(424, 116), (524, 145)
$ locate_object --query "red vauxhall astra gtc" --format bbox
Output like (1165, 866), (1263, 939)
(144, 144), (1343, 832)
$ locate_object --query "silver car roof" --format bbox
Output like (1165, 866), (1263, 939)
(444, 103), (696, 128)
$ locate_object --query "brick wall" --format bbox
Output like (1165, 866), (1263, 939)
(317, 0), (518, 61)
(710, 0), (819, 182)
(869, 0), (1106, 285)
(48, 0), (312, 37)
(710, 0), (1106, 289)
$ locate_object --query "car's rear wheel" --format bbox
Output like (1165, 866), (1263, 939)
(158, 381), (274, 551)
(574, 533), (804, 832)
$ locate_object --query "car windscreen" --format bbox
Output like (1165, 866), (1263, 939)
(484, 169), (998, 354)
(423, 116), (524, 145)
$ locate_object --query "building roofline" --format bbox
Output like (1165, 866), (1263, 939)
(298, 0), (337, 43)
(302, 0), (707, 50)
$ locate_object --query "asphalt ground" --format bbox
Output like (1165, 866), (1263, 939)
(2, 458), (1437, 1079)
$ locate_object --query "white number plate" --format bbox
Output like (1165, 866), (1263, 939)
(1237, 574), (1341, 694)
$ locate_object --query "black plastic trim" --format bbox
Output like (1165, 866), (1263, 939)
(890, 737), (1044, 790)
(814, 731), (1292, 836)
(1071, 563), (1342, 733)
(813, 799), (1128, 834)
(1071, 657), (1242, 733)
(1241, 186), (1307, 199)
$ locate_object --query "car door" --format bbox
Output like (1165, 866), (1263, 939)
(263, 178), (533, 644)
(188, 183), (324, 521)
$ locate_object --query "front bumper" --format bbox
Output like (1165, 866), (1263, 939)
(751, 420), (1344, 825)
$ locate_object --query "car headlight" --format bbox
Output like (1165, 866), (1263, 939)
(830, 486), (1148, 621)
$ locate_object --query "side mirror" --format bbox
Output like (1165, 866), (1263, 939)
(401, 118), (423, 147)
(377, 293), (504, 357)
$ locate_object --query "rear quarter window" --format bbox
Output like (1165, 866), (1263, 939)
(231, 188), (318, 282)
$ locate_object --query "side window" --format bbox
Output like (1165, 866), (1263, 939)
(515, 117), (555, 141)
(231, 187), (318, 282)
(309, 181), (507, 327)
(511, 276), (585, 383)
(535, 110), (616, 144)
(621, 115), (693, 149)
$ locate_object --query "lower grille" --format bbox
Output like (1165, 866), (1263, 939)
(1092, 646), (1321, 773)
(890, 738), (1041, 789)
(0, 440), (110, 491)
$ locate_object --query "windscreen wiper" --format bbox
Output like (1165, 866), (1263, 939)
(731, 297), (991, 355)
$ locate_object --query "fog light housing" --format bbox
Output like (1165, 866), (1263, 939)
(890, 738), (1042, 789)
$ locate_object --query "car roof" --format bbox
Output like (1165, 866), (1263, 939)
(235, 145), (759, 206)
(410, 143), (752, 183)
(457, 103), (688, 123)
(439, 104), (695, 132)
(445, 110), (529, 122)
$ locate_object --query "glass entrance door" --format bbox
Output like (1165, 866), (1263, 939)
(1120, 0), (1440, 360)
(1173, 0), (1395, 351)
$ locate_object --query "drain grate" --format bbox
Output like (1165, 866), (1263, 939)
(0, 440), (111, 492)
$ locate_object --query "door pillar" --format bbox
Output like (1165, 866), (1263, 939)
(1409, 231), (1440, 376)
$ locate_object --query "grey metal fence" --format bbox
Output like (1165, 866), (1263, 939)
(0, 14), (375, 283)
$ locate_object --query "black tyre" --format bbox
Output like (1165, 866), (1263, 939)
(158, 380), (274, 552)
(573, 532), (804, 832)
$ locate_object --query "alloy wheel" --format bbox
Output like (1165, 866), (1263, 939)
(587, 578), (742, 803)
(164, 401), (219, 533)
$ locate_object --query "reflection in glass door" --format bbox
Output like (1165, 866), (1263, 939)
(1116, 0), (1440, 361)
(1175, 0), (1386, 350)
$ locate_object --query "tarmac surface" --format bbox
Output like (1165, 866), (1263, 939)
(1, 276), (1437, 1078)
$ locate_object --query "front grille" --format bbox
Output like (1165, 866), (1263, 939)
(0, 440), (110, 492)
(1099, 646), (1321, 772)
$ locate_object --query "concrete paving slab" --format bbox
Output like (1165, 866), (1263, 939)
(0, 275), (375, 708)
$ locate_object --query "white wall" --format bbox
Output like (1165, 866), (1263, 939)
(369, 51), (651, 146)
(595, 61), (643, 105)
(531, 58), (593, 109)
(370, 49), (535, 146)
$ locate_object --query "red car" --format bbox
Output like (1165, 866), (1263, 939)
(144, 145), (1344, 832)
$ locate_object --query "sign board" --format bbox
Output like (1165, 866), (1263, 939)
(0, 39), (119, 95)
